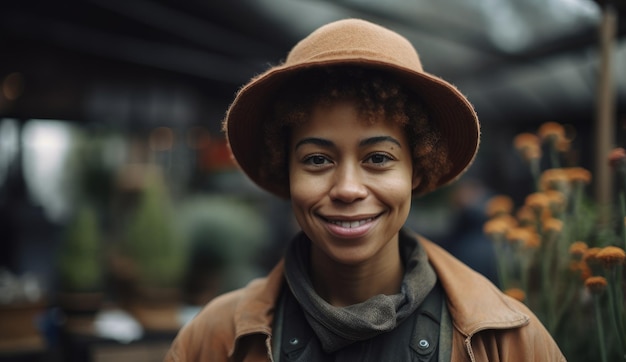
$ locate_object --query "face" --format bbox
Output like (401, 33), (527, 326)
(289, 99), (420, 267)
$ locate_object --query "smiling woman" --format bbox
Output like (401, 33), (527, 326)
(289, 99), (415, 272)
(165, 18), (565, 362)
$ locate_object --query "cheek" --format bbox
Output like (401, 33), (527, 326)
(289, 172), (321, 230)
(289, 161), (320, 207)
(289, 172), (325, 205)
(380, 180), (413, 208)
(374, 169), (415, 212)
(382, 161), (415, 193)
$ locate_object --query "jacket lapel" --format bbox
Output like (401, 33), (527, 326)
(419, 235), (529, 337)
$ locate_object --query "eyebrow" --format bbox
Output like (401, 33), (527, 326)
(359, 136), (402, 148)
(294, 136), (402, 150)
(295, 137), (333, 150)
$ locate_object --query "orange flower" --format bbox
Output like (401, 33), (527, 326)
(580, 263), (592, 281)
(543, 190), (566, 214)
(608, 147), (626, 169)
(504, 288), (526, 302)
(539, 207), (555, 223)
(584, 276), (608, 295)
(570, 260), (592, 280)
(493, 214), (518, 226)
(525, 192), (550, 212)
(566, 167), (592, 185)
(483, 218), (512, 238)
(513, 133), (541, 161)
(596, 246), (626, 268)
(539, 169), (570, 191)
(523, 232), (541, 249)
(505, 227), (526, 243)
(583, 247), (602, 264)
(538, 122), (566, 144)
(485, 195), (514, 218)
(516, 205), (536, 226)
(555, 138), (571, 152)
(506, 227), (540, 248)
(569, 241), (588, 258)
(542, 218), (563, 234)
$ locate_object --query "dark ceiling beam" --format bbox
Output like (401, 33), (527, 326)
(0, 10), (263, 85)
(85, 0), (279, 58)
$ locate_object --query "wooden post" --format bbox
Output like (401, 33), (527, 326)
(594, 2), (618, 222)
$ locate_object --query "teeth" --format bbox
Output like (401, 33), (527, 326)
(330, 218), (373, 228)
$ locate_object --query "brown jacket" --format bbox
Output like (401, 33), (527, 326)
(165, 235), (566, 361)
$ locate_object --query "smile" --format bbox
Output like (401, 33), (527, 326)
(328, 218), (375, 228)
(322, 214), (381, 238)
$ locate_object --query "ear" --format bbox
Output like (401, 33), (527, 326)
(411, 172), (422, 191)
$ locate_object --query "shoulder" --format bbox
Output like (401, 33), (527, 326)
(469, 297), (566, 361)
(165, 261), (286, 361)
(164, 288), (250, 362)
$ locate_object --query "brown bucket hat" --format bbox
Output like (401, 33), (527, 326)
(223, 18), (480, 199)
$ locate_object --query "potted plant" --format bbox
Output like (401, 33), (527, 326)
(118, 167), (186, 332)
(176, 195), (269, 306)
(56, 203), (105, 334)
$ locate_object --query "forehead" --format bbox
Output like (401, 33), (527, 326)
(290, 99), (408, 144)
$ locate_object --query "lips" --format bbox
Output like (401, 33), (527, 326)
(328, 217), (375, 228)
(322, 213), (381, 238)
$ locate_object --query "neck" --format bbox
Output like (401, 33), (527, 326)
(310, 239), (404, 307)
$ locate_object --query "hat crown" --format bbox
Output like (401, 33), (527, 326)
(286, 19), (423, 72)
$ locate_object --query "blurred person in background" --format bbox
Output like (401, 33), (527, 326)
(437, 178), (500, 285)
(165, 19), (564, 361)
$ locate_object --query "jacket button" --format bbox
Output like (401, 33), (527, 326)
(289, 338), (299, 345)
(418, 339), (430, 349)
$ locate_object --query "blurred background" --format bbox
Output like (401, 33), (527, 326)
(0, 0), (625, 361)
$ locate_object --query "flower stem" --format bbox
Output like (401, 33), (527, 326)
(619, 190), (626, 250)
(593, 294), (609, 362)
(540, 232), (557, 331)
(496, 251), (508, 290)
(607, 267), (626, 356)
(573, 184), (584, 239)
(530, 158), (540, 192)
(550, 143), (560, 169)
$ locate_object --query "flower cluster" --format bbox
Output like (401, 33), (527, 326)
(484, 122), (626, 362)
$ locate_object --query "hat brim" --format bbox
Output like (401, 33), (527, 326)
(225, 58), (480, 199)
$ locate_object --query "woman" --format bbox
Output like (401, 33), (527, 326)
(165, 18), (565, 361)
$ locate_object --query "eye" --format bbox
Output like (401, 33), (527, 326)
(303, 154), (331, 166)
(365, 153), (393, 165)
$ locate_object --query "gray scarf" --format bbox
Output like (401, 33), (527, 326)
(284, 229), (437, 353)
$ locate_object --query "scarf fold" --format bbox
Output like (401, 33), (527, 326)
(284, 230), (437, 353)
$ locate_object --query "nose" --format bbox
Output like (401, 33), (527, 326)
(329, 164), (368, 202)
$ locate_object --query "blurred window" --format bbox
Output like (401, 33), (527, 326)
(22, 119), (75, 222)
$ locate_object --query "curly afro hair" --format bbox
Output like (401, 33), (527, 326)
(261, 65), (451, 196)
